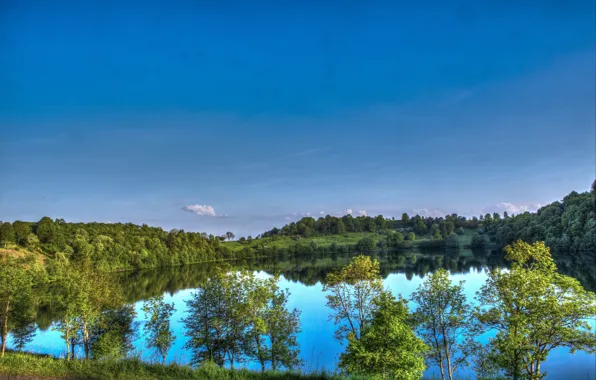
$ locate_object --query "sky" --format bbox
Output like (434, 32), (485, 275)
(1, 0), (595, 237)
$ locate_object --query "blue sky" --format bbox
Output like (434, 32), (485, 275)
(1, 1), (595, 236)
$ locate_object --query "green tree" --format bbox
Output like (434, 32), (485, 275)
(471, 233), (485, 248)
(477, 241), (596, 380)
(414, 218), (427, 235)
(445, 233), (459, 248)
(183, 272), (249, 368)
(411, 269), (478, 380)
(406, 232), (416, 241)
(54, 265), (121, 360)
(91, 305), (137, 360)
(456, 227), (465, 235)
(0, 222), (15, 247)
(356, 236), (375, 252)
(35, 216), (56, 244)
(323, 255), (384, 342)
(142, 296), (175, 364)
(11, 323), (36, 352)
(0, 256), (39, 358)
(12, 221), (31, 246)
(245, 274), (301, 372)
(401, 213), (410, 225)
(339, 292), (427, 379)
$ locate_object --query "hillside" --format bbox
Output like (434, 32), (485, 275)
(484, 181), (595, 254)
(1, 181), (593, 272)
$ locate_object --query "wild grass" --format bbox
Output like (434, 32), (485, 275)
(0, 352), (363, 380)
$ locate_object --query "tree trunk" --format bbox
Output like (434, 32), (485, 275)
(1, 299), (9, 358)
(83, 320), (90, 359)
(64, 324), (71, 361)
(445, 348), (453, 380)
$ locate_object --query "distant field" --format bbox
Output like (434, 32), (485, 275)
(223, 231), (374, 252)
(223, 229), (478, 252)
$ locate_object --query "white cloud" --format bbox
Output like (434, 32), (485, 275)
(182, 204), (217, 216)
(482, 202), (543, 215)
(320, 211), (325, 215)
(358, 209), (367, 216)
(412, 208), (447, 218)
(344, 208), (353, 215)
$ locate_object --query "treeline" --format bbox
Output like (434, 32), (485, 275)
(484, 181), (595, 254)
(0, 218), (240, 271)
(261, 213), (481, 239)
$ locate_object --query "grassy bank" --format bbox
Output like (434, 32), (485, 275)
(0, 352), (363, 380)
(224, 229), (479, 252)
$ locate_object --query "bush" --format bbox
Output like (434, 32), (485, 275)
(471, 233), (486, 248)
(356, 237), (376, 252)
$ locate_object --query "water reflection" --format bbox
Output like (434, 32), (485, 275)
(22, 248), (595, 379)
(31, 248), (594, 329)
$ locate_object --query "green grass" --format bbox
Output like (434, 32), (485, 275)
(0, 352), (497, 380)
(0, 352), (500, 379)
(224, 229), (479, 253)
(224, 232), (375, 252)
(0, 352), (369, 380)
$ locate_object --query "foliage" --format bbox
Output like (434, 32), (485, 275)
(323, 256), (384, 342)
(0, 255), (42, 357)
(0, 223), (15, 247)
(485, 184), (595, 254)
(91, 305), (138, 360)
(183, 271), (301, 371)
(244, 275), (302, 372)
(470, 233), (486, 248)
(5, 218), (229, 271)
(411, 269), (479, 380)
(142, 296), (175, 364)
(476, 241), (596, 380)
(11, 323), (36, 352)
(52, 264), (123, 360)
(339, 292), (427, 379)
(356, 237), (376, 252)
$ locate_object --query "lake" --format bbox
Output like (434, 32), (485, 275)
(11, 248), (596, 379)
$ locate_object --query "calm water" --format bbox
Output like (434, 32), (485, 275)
(11, 249), (596, 379)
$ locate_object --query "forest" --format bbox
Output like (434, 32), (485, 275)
(0, 181), (593, 274)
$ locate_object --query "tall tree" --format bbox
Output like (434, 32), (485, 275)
(0, 222), (15, 247)
(142, 296), (175, 364)
(183, 272), (249, 368)
(53, 265), (121, 360)
(477, 241), (596, 380)
(12, 221), (31, 246)
(411, 269), (478, 380)
(91, 305), (138, 360)
(11, 323), (36, 352)
(339, 292), (427, 380)
(401, 213), (410, 225)
(0, 256), (39, 357)
(323, 255), (384, 342)
(245, 275), (302, 372)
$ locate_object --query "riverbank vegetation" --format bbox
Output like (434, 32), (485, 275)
(1, 241), (595, 379)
